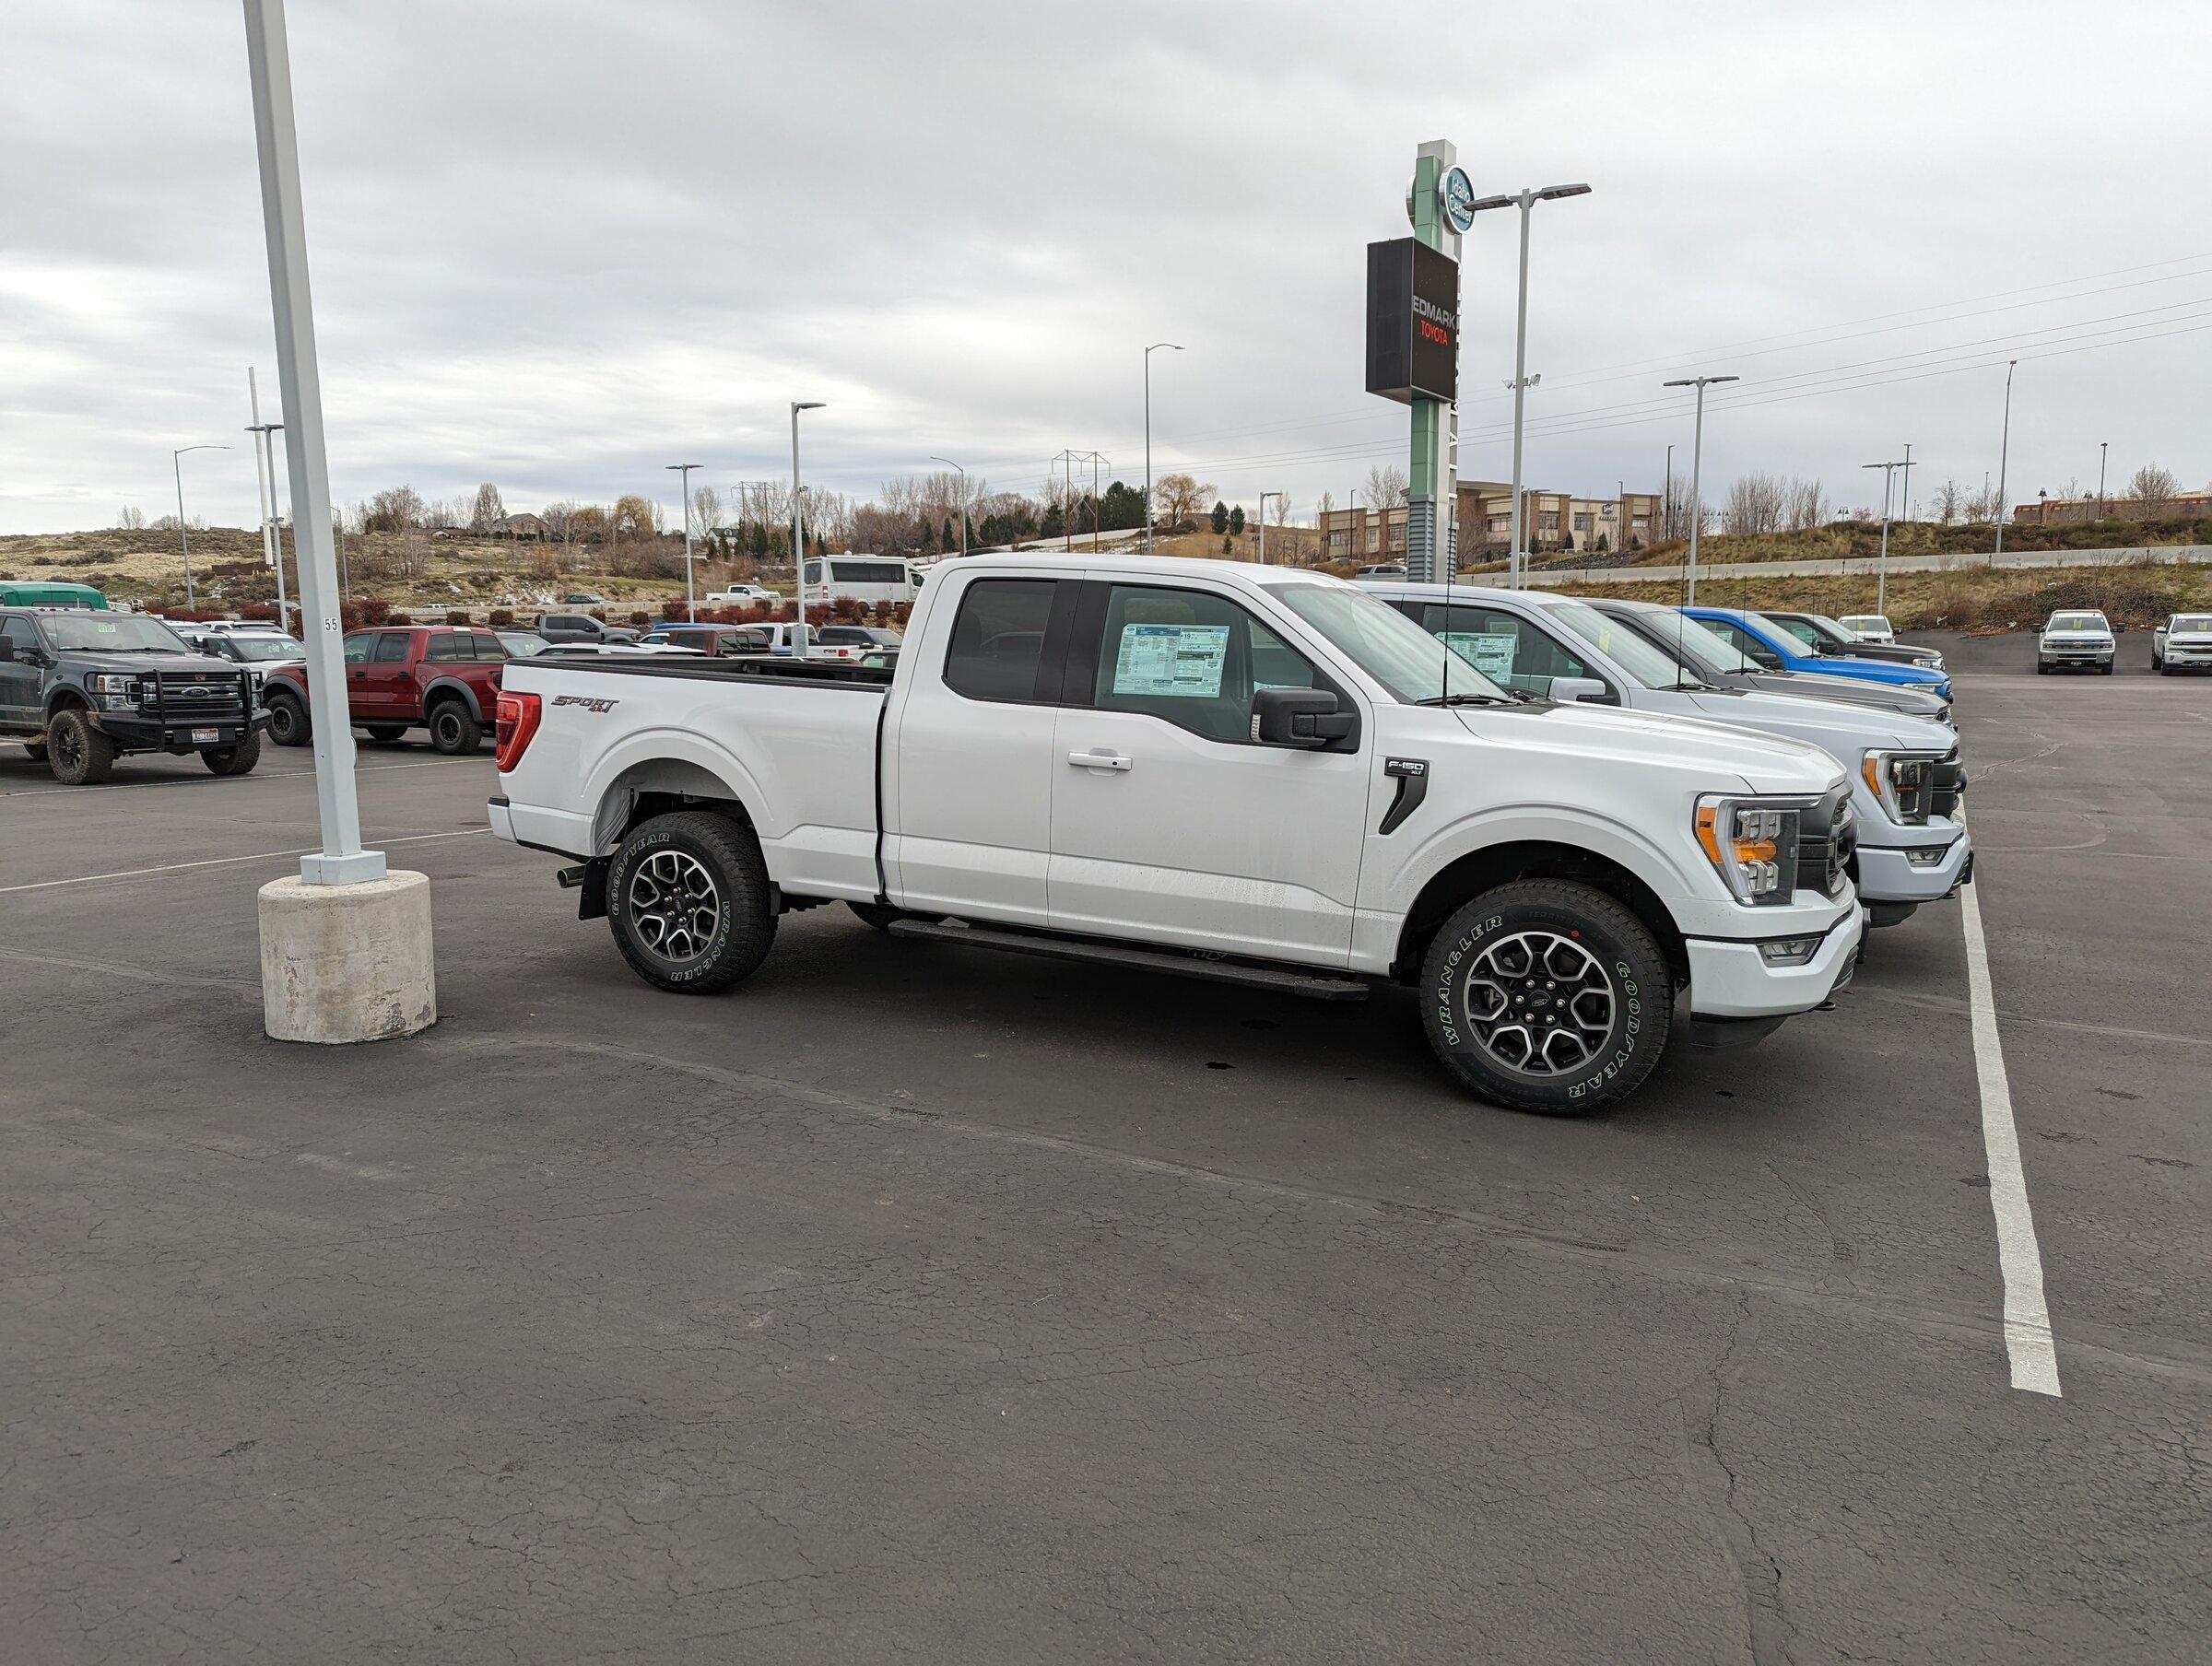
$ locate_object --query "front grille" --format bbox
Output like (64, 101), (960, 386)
(147, 669), (251, 726)
(1929, 753), (1965, 820)
(1794, 789), (1855, 898)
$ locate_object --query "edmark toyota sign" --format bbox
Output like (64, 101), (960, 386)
(1365, 237), (1460, 405)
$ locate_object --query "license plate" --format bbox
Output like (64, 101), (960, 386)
(192, 728), (220, 744)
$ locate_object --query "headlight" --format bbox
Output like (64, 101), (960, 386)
(1694, 795), (1801, 906)
(1860, 750), (1941, 826)
(88, 674), (135, 695)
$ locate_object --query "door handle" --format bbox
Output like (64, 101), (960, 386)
(1066, 750), (1131, 771)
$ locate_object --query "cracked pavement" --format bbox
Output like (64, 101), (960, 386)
(3, 640), (2207, 1662)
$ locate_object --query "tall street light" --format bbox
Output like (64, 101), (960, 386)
(1144, 342), (1182, 552)
(1662, 374), (1738, 603)
(1257, 490), (1284, 566)
(2098, 440), (2108, 518)
(1465, 182), (1592, 588)
(665, 462), (702, 620)
(1993, 359), (2018, 567)
(790, 403), (824, 653)
(1863, 459), (1905, 616)
(929, 456), (967, 558)
(171, 443), (229, 607)
(246, 366), (288, 629)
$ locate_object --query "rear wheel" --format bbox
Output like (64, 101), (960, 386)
(1419, 879), (1673, 1115)
(46, 708), (115, 785)
(607, 811), (776, 992)
(427, 700), (481, 755)
(266, 690), (310, 746)
(203, 731), (262, 776)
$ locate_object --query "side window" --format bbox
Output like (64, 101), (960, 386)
(803, 561), (824, 585)
(1088, 584), (1315, 745)
(1712, 620), (1783, 668)
(423, 634), (465, 663)
(944, 579), (1057, 703)
(473, 634), (507, 660)
(1, 616), (35, 654)
(1771, 616), (1821, 651)
(372, 633), (411, 663)
(1417, 603), (1588, 697)
(343, 633), (373, 664)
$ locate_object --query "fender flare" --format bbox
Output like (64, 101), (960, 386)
(1388, 804), (1704, 922)
(582, 728), (773, 856)
(420, 677), (484, 723)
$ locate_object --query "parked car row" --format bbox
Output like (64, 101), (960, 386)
(486, 552), (1981, 1120)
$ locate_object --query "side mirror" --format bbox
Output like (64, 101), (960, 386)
(1253, 686), (1354, 747)
(1750, 651), (1783, 670)
(203, 642), (225, 656)
(1548, 676), (1614, 706)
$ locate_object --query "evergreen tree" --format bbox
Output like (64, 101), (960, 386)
(1230, 505), (1246, 534)
(1210, 500), (1230, 534)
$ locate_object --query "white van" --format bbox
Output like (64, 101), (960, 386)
(803, 555), (917, 609)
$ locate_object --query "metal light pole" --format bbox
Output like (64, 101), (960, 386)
(1144, 343), (1181, 552)
(929, 456), (966, 558)
(171, 444), (228, 607)
(242, 0), (379, 886)
(1257, 491), (1284, 565)
(247, 368), (288, 629)
(1863, 461), (1905, 615)
(790, 403), (824, 653)
(2098, 441), (2108, 518)
(1663, 374), (1738, 604)
(1465, 183), (1591, 588)
(1664, 443), (1674, 540)
(1994, 359), (2018, 567)
(665, 462), (701, 620)
(1899, 441), (1913, 526)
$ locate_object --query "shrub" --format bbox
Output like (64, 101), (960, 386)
(386, 611), (413, 626)
(444, 608), (471, 626)
(629, 611), (650, 628)
(488, 608), (514, 628)
(340, 598), (391, 629)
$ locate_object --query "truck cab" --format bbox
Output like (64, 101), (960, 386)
(491, 556), (1866, 1115)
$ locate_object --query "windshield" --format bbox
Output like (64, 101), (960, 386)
(1604, 607), (1743, 676)
(1540, 599), (1707, 688)
(225, 635), (301, 662)
(2171, 616), (2212, 632)
(39, 613), (192, 653)
(497, 632), (551, 656)
(2048, 613), (2108, 632)
(1799, 615), (1855, 645)
(1840, 616), (1889, 632)
(1274, 582), (1508, 703)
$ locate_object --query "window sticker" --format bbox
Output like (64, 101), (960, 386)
(1112, 623), (1230, 698)
(1441, 631), (1518, 683)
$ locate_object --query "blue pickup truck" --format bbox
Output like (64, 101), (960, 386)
(1686, 606), (1952, 701)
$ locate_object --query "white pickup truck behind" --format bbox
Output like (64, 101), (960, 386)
(490, 554), (1865, 1113)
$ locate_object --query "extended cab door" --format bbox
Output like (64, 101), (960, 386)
(352, 630), (417, 719)
(1049, 580), (1371, 968)
(886, 572), (1077, 926)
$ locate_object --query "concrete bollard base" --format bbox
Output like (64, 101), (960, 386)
(258, 869), (437, 1043)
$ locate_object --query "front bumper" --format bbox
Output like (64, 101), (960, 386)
(2160, 645), (2212, 668)
(1686, 901), (1865, 1020)
(1854, 819), (1971, 907)
(2040, 641), (2113, 665)
(89, 710), (270, 748)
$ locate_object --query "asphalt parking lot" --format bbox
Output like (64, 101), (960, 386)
(4, 646), (2207, 1663)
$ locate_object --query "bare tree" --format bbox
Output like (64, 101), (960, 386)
(1663, 473), (1702, 540)
(1785, 477), (1829, 531)
(1362, 463), (1409, 512)
(1933, 478), (1965, 525)
(117, 504), (145, 530)
(469, 482), (505, 531)
(1268, 493), (1293, 527)
(2127, 463), (2180, 514)
(691, 484), (723, 536)
(1722, 472), (1787, 535)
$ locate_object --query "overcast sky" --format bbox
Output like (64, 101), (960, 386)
(5, 0), (2208, 535)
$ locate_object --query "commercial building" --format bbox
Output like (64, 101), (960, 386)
(2011, 491), (2211, 527)
(1320, 483), (1660, 567)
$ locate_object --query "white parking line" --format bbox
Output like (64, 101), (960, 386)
(1959, 877), (2063, 1397)
(0, 757), (481, 800)
(0, 827), (491, 895)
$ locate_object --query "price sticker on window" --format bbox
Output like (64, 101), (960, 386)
(1441, 631), (1517, 682)
(1112, 624), (1230, 698)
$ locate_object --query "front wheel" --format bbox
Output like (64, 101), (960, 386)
(266, 691), (310, 746)
(606, 810), (776, 993)
(1419, 879), (1673, 1115)
(45, 708), (116, 785)
(2100, 661), (2115, 675)
(202, 731), (262, 776)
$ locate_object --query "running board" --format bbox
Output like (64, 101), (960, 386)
(886, 919), (1371, 1001)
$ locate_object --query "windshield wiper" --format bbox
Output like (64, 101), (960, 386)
(1660, 679), (1710, 691)
(1417, 691), (1511, 707)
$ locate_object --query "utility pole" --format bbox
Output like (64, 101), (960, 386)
(1144, 343), (1181, 552)
(1664, 442), (1674, 540)
(1863, 459), (1904, 616)
(1663, 374), (1738, 604)
(1994, 359), (2018, 568)
(791, 404), (824, 651)
(665, 462), (701, 620)
(171, 444), (229, 607)
(246, 367), (288, 629)
(928, 457), (967, 558)
(1465, 182), (1592, 588)
(2098, 441), (2108, 518)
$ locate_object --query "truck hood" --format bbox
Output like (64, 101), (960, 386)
(1451, 700), (1842, 797)
(2041, 629), (2113, 644)
(62, 650), (247, 677)
(1682, 686), (1951, 755)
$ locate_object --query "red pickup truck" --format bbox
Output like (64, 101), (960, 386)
(263, 625), (506, 754)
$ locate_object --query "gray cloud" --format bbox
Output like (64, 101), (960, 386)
(4, 0), (2207, 534)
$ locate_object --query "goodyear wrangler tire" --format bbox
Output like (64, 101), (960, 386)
(1419, 879), (1672, 1115)
(606, 810), (775, 994)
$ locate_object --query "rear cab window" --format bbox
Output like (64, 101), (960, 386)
(943, 579), (1061, 703)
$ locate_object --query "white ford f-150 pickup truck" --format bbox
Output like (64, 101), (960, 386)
(490, 555), (1865, 1113)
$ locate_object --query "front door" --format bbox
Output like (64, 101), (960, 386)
(0, 617), (42, 729)
(1050, 581), (1371, 968)
(352, 631), (415, 720)
(887, 573), (1075, 926)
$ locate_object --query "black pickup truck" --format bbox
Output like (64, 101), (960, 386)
(0, 606), (265, 784)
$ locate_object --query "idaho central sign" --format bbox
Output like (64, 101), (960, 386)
(1365, 237), (1460, 405)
